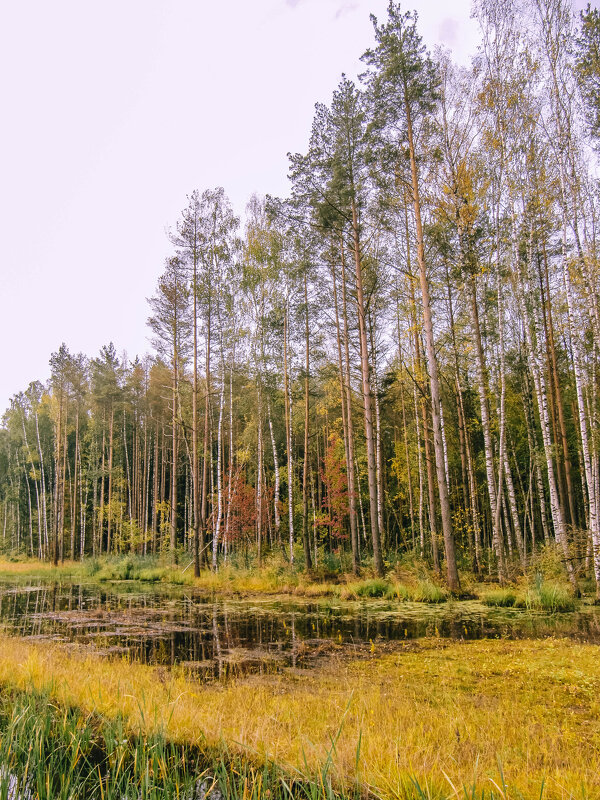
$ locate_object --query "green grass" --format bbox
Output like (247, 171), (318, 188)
(341, 578), (390, 599)
(482, 589), (517, 607)
(482, 580), (577, 612)
(386, 581), (411, 600)
(411, 579), (448, 603)
(0, 689), (203, 799)
(339, 578), (447, 603)
(520, 580), (578, 612)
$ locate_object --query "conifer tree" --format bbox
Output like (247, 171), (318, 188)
(363, 3), (459, 590)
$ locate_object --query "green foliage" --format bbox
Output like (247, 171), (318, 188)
(527, 545), (569, 581)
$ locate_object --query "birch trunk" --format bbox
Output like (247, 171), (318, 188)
(468, 277), (505, 579)
(212, 371), (225, 570)
(515, 230), (577, 590)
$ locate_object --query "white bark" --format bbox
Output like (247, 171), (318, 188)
(212, 371), (225, 571)
(267, 402), (281, 543)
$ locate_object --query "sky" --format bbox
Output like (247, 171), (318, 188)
(0, 0), (493, 411)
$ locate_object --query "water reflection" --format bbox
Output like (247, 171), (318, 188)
(0, 580), (599, 678)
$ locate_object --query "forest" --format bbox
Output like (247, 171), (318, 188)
(3, 1), (600, 797)
(2, 0), (600, 594)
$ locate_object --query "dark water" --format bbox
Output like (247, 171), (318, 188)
(0, 579), (599, 678)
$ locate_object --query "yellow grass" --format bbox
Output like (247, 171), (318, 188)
(0, 557), (450, 600)
(0, 558), (82, 576)
(0, 633), (597, 798)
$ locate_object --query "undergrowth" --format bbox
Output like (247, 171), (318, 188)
(0, 550), (589, 609)
(0, 688), (362, 800)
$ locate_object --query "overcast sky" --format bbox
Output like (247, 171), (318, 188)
(0, 0), (500, 411)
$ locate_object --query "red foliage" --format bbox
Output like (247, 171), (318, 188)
(223, 470), (256, 545)
(320, 432), (349, 540)
(222, 468), (273, 546)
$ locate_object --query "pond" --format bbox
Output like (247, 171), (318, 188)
(0, 578), (599, 678)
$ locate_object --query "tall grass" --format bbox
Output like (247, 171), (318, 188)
(0, 688), (366, 799)
(482, 589), (518, 608)
(0, 633), (595, 797)
(482, 578), (577, 612)
(410, 580), (448, 604)
(521, 579), (578, 612)
(91, 556), (193, 585)
(0, 687), (561, 800)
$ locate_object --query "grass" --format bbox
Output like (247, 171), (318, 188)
(385, 581), (411, 601)
(482, 589), (518, 608)
(0, 557), (584, 612)
(0, 689), (554, 800)
(0, 688), (366, 800)
(0, 689), (207, 799)
(410, 579), (448, 603)
(94, 560), (192, 585)
(520, 580), (578, 612)
(0, 633), (596, 797)
(482, 580), (578, 613)
(340, 578), (390, 599)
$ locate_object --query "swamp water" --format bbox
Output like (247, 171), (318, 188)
(0, 578), (599, 678)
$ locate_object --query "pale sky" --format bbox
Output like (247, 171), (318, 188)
(0, 0), (484, 411)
